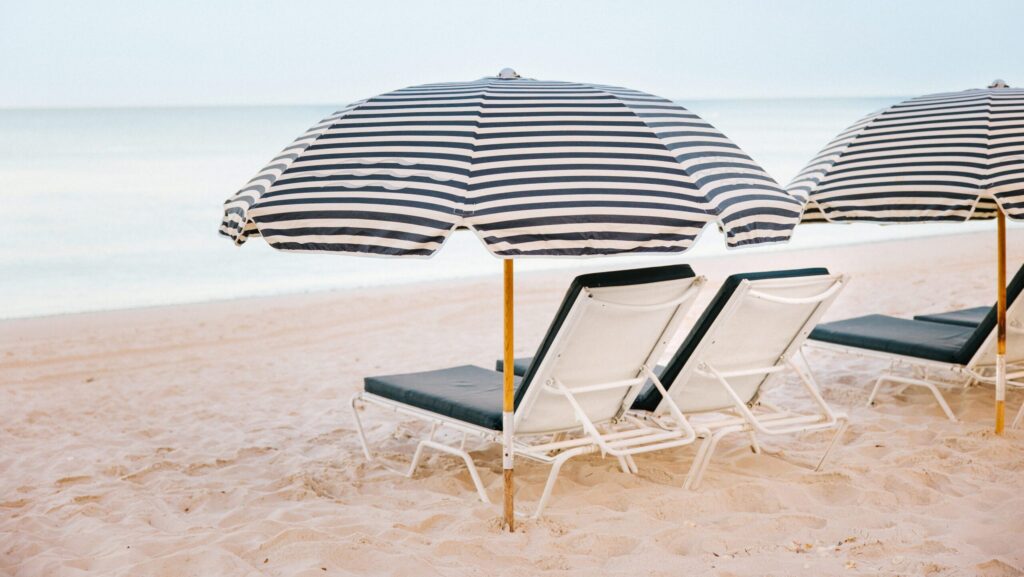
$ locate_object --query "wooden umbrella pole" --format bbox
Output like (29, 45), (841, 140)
(502, 259), (515, 530)
(996, 210), (1007, 435)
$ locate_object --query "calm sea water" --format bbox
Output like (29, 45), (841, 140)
(0, 98), (995, 319)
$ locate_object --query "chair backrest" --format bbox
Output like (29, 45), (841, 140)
(514, 264), (703, 435)
(645, 269), (845, 414)
(965, 263), (1024, 366)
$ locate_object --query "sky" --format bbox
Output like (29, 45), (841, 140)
(1, 0), (1023, 108)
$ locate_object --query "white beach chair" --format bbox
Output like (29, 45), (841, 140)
(499, 268), (850, 490)
(805, 264), (1024, 424)
(351, 264), (706, 517)
(632, 268), (849, 489)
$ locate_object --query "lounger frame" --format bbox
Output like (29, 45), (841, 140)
(351, 275), (707, 517)
(640, 274), (850, 489)
(805, 332), (1024, 425)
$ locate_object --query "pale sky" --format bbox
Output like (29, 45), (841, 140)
(1, 0), (1022, 108)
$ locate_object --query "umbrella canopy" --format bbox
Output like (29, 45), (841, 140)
(788, 80), (1024, 434)
(791, 81), (1024, 222)
(221, 70), (803, 257)
(220, 70), (804, 530)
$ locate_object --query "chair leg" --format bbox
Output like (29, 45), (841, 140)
(693, 431), (728, 490)
(349, 396), (499, 506)
(350, 395), (373, 460)
(603, 424), (634, 474)
(866, 375), (887, 407)
(919, 380), (958, 422)
(748, 431), (761, 454)
(1012, 399), (1024, 430)
(533, 446), (594, 518)
(796, 349), (824, 390)
(407, 441), (428, 476)
(815, 417), (847, 472)
(616, 454), (639, 474)
(410, 439), (491, 504)
(685, 429), (728, 490)
(867, 375), (957, 422)
(683, 435), (712, 490)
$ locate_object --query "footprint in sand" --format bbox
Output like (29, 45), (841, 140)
(55, 475), (92, 487)
(72, 494), (102, 504)
(976, 559), (1024, 577)
(562, 532), (640, 557)
(0, 498), (29, 509)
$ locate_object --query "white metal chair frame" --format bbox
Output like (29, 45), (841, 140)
(638, 275), (850, 490)
(804, 305), (1024, 426)
(351, 277), (707, 517)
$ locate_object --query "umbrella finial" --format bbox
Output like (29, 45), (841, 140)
(989, 79), (1010, 89)
(498, 68), (520, 80)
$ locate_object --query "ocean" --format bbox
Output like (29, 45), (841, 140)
(0, 98), (996, 319)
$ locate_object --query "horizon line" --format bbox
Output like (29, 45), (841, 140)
(0, 94), (907, 112)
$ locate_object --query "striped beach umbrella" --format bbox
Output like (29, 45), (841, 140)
(790, 80), (1024, 433)
(220, 69), (804, 529)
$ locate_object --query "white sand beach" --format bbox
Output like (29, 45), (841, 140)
(2, 230), (1023, 577)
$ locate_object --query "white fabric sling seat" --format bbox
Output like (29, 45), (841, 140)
(807, 264), (1024, 424)
(351, 264), (706, 517)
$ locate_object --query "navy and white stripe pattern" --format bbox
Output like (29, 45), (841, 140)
(791, 82), (1024, 223)
(220, 72), (802, 257)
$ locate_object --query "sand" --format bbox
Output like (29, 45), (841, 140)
(2, 230), (1023, 577)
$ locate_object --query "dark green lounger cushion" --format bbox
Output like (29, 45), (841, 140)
(912, 264), (1024, 329)
(814, 262), (1024, 365)
(365, 365), (519, 431)
(809, 315), (975, 364)
(494, 357), (532, 376)
(913, 306), (990, 328)
(365, 264), (696, 430)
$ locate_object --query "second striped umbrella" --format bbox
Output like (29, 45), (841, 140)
(790, 80), (1024, 433)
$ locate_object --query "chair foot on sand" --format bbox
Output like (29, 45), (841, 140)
(351, 394), (374, 461)
(532, 446), (597, 518)
(408, 439), (492, 504)
(353, 394), (492, 503)
(683, 430), (727, 490)
(815, 417), (848, 472)
(683, 414), (848, 490)
(748, 431), (761, 454)
(867, 375), (958, 422)
(616, 454), (639, 474)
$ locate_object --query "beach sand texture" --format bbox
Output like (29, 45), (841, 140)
(2, 231), (1023, 577)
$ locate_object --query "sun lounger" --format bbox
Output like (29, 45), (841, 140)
(499, 268), (849, 489)
(913, 265), (1024, 329)
(635, 268), (849, 488)
(807, 264), (1024, 424)
(351, 264), (706, 516)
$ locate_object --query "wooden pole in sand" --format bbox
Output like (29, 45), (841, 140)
(995, 209), (1007, 435)
(502, 259), (515, 530)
